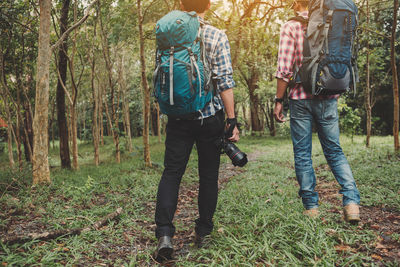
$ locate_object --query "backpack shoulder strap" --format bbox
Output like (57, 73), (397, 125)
(288, 16), (308, 26)
(286, 16), (307, 89)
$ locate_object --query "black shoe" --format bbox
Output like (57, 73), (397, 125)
(194, 233), (210, 248)
(155, 236), (174, 262)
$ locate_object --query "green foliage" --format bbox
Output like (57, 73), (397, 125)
(338, 101), (362, 140)
(353, 0), (400, 135)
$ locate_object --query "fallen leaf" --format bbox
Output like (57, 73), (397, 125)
(265, 198), (271, 203)
(123, 232), (131, 243)
(326, 229), (337, 235)
(217, 227), (224, 234)
(387, 214), (400, 221)
(371, 254), (383, 261)
(10, 197), (20, 203)
(334, 245), (355, 253)
(2, 262), (7, 266)
(63, 247), (69, 252)
(370, 224), (380, 230)
(375, 242), (388, 249)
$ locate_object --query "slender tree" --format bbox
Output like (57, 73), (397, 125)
(365, 0), (373, 147)
(118, 53), (133, 153)
(56, 0), (72, 169)
(137, 0), (151, 167)
(32, 0), (52, 184)
(99, 5), (121, 163)
(68, 0), (81, 170)
(391, 0), (399, 151)
(88, 18), (100, 166)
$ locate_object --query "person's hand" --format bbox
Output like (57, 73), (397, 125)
(227, 125), (240, 142)
(274, 102), (286, 123)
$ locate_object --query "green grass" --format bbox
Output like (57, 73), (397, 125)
(0, 135), (399, 266)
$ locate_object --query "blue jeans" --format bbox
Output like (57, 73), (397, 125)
(289, 98), (360, 210)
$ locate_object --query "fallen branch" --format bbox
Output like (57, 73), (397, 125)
(1, 207), (123, 245)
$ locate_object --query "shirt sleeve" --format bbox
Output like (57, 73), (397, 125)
(211, 31), (235, 92)
(275, 22), (297, 83)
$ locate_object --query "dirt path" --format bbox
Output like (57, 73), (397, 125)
(314, 164), (400, 265)
(132, 152), (263, 265)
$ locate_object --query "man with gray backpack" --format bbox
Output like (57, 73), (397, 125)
(274, 0), (361, 222)
(153, 0), (239, 262)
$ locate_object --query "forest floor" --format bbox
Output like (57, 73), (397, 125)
(0, 135), (399, 266)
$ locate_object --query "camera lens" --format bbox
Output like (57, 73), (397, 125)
(224, 142), (248, 167)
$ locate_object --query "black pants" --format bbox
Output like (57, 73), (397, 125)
(155, 110), (224, 238)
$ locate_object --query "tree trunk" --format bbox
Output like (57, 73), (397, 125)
(4, 100), (15, 168)
(242, 104), (249, 132)
(22, 82), (33, 162)
(391, 0), (399, 152)
(113, 79), (121, 163)
(6, 125), (15, 168)
(68, 0), (79, 170)
(15, 78), (23, 169)
(365, 0), (372, 147)
(151, 104), (159, 137)
(32, 0), (52, 184)
(99, 83), (104, 145)
(99, 8), (120, 163)
(89, 21), (100, 166)
(70, 105), (79, 169)
(138, 0), (152, 167)
(92, 68), (100, 166)
(103, 87), (113, 137)
(247, 71), (262, 133)
(0, 46), (15, 168)
(56, 0), (72, 169)
(264, 100), (276, 137)
(49, 98), (56, 150)
(119, 54), (133, 153)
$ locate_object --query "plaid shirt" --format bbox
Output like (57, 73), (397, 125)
(276, 11), (336, 100)
(197, 17), (235, 119)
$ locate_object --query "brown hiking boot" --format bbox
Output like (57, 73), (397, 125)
(303, 208), (319, 218)
(344, 204), (360, 224)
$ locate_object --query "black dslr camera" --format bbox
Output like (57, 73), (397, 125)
(216, 118), (248, 167)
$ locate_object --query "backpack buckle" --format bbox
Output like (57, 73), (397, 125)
(326, 10), (334, 23)
(169, 46), (174, 55)
(187, 47), (194, 56)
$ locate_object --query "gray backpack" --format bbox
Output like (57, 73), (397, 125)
(295, 0), (359, 95)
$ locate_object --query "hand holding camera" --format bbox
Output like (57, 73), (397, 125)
(226, 118), (240, 142)
(218, 118), (248, 167)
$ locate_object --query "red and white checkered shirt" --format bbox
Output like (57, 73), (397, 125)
(275, 11), (336, 100)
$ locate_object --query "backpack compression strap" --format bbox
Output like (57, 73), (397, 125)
(169, 46), (174, 105)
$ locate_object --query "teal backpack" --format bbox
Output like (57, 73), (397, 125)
(153, 11), (214, 117)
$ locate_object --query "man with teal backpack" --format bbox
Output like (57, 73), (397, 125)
(153, 0), (239, 262)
